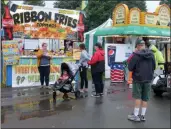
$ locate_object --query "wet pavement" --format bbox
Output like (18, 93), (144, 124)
(1, 81), (171, 128)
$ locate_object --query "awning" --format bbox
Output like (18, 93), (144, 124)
(94, 25), (170, 37)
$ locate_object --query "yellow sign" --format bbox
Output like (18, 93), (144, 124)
(113, 4), (129, 26)
(73, 49), (81, 60)
(155, 4), (170, 27)
(141, 12), (158, 25)
(129, 8), (141, 24)
(112, 3), (170, 28)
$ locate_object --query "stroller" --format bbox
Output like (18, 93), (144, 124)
(52, 62), (81, 100)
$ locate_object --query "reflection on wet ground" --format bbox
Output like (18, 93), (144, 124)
(1, 97), (75, 124)
(1, 82), (171, 128)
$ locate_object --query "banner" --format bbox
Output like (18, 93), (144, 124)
(2, 40), (19, 65)
(12, 57), (76, 87)
(9, 2), (80, 40)
(12, 65), (60, 87)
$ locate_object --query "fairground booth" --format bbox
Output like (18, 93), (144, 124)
(1, 2), (84, 87)
(94, 3), (170, 82)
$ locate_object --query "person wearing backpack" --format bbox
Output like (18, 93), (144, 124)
(88, 43), (105, 97)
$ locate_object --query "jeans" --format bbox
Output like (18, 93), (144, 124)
(80, 66), (88, 89)
(92, 72), (104, 94)
(38, 66), (50, 86)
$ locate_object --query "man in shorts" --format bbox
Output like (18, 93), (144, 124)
(128, 39), (156, 122)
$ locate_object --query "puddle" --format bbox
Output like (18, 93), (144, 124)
(106, 87), (134, 101)
(1, 97), (75, 124)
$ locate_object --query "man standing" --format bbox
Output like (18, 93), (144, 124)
(128, 39), (156, 122)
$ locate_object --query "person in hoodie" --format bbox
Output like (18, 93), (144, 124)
(88, 43), (105, 97)
(128, 39), (156, 122)
(78, 43), (91, 93)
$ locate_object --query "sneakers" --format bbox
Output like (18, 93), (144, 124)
(139, 115), (146, 121)
(84, 88), (88, 92)
(128, 114), (141, 122)
(41, 85), (45, 88)
(100, 93), (104, 96)
(80, 89), (84, 93)
(91, 94), (100, 97)
(46, 86), (52, 89)
(128, 114), (146, 122)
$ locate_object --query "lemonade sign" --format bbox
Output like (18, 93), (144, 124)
(113, 3), (170, 28)
(129, 8), (141, 24)
(113, 4), (129, 26)
(155, 4), (170, 27)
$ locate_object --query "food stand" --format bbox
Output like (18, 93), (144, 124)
(3, 2), (83, 87)
(94, 4), (170, 82)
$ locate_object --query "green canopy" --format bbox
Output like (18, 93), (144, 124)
(94, 25), (170, 37)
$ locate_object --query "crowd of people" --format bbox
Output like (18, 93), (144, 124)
(36, 42), (105, 97)
(35, 38), (164, 122)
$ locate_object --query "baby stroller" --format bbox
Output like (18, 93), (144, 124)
(52, 62), (81, 100)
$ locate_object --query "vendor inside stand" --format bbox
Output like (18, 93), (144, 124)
(18, 39), (74, 57)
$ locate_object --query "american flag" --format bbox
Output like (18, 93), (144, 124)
(110, 63), (125, 82)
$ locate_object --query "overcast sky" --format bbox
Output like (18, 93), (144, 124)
(14, 1), (160, 12)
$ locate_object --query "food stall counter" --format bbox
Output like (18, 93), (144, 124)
(6, 56), (76, 87)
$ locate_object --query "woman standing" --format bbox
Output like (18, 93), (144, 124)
(88, 43), (105, 97)
(78, 44), (91, 93)
(36, 43), (52, 89)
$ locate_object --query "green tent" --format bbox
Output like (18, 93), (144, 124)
(84, 18), (112, 56)
(94, 25), (170, 37)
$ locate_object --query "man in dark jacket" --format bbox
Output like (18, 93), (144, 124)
(128, 39), (156, 122)
(88, 43), (105, 97)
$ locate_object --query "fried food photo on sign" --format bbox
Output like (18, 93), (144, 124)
(13, 24), (24, 32)
(31, 31), (39, 38)
(65, 27), (72, 33)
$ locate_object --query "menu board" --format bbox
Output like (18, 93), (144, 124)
(2, 40), (19, 65)
(112, 4), (170, 28)
(155, 4), (170, 27)
(113, 4), (129, 26)
(145, 13), (158, 25)
(129, 8), (141, 24)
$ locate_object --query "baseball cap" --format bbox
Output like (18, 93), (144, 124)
(135, 39), (145, 47)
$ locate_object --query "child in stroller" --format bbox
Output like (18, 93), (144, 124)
(53, 62), (80, 100)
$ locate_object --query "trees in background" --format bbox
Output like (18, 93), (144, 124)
(23, 0), (45, 6)
(53, 0), (147, 32)
(53, 0), (82, 10)
(84, 0), (147, 31)
(160, 0), (171, 7)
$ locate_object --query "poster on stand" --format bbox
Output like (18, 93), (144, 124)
(105, 44), (133, 79)
(2, 40), (19, 65)
(73, 42), (81, 60)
